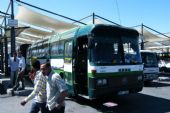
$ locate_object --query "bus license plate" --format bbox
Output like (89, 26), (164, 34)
(118, 90), (129, 95)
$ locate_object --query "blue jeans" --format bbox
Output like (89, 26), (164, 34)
(29, 101), (47, 113)
(10, 70), (18, 87)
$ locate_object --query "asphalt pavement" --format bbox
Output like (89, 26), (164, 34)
(0, 74), (170, 113)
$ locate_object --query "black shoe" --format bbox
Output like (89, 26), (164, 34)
(17, 87), (25, 91)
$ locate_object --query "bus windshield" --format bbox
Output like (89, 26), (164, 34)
(90, 34), (142, 65)
(141, 52), (158, 67)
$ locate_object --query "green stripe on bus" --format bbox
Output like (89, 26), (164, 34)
(88, 71), (143, 78)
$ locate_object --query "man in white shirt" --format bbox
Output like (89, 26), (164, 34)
(41, 62), (68, 113)
(21, 60), (47, 113)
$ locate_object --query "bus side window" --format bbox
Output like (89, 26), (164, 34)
(113, 54), (119, 63)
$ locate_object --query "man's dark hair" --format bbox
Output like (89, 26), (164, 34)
(45, 62), (51, 68)
(32, 60), (40, 70)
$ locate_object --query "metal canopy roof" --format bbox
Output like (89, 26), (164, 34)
(0, 15), (3, 19)
(137, 28), (170, 51)
(5, 27), (29, 38)
(22, 26), (54, 37)
(12, 6), (78, 45)
(3, 5), (169, 52)
(139, 28), (169, 42)
(16, 6), (77, 32)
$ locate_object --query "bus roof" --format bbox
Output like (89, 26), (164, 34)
(34, 24), (139, 44)
(57, 24), (139, 41)
(140, 50), (157, 53)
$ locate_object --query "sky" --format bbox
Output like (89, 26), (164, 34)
(1, 0), (170, 34)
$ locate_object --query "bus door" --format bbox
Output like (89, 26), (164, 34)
(64, 40), (74, 93)
(75, 37), (88, 95)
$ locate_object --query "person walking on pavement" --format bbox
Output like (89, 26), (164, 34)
(21, 60), (47, 113)
(41, 62), (68, 113)
(29, 57), (38, 83)
(13, 51), (26, 91)
(9, 52), (20, 87)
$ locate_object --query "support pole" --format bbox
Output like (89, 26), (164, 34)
(4, 16), (9, 77)
(10, 0), (16, 54)
(0, 29), (4, 73)
(141, 23), (144, 50)
(93, 13), (95, 24)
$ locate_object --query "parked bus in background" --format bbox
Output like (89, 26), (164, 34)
(140, 50), (159, 83)
(158, 52), (170, 72)
(26, 24), (143, 99)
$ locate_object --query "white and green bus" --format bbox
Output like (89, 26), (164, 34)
(27, 24), (144, 99)
(140, 50), (159, 83)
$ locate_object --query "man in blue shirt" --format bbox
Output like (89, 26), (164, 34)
(12, 51), (26, 91)
(9, 52), (19, 87)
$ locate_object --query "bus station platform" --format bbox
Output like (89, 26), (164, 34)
(0, 72), (33, 96)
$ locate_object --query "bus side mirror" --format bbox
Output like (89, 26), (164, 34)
(156, 55), (160, 61)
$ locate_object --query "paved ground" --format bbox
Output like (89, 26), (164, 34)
(0, 75), (170, 113)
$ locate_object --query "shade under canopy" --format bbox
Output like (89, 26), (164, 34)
(23, 27), (54, 37)
(0, 15), (3, 19)
(4, 27), (28, 38)
(18, 23), (54, 37)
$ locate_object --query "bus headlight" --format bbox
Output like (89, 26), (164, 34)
(97, 78), (107, 86)
(137, 75), (143, 81)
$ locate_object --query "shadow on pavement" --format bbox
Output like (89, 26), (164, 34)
(69, 93), (170, 113)
(144, 81), (170, 87)
(4, 76), (34, 96)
